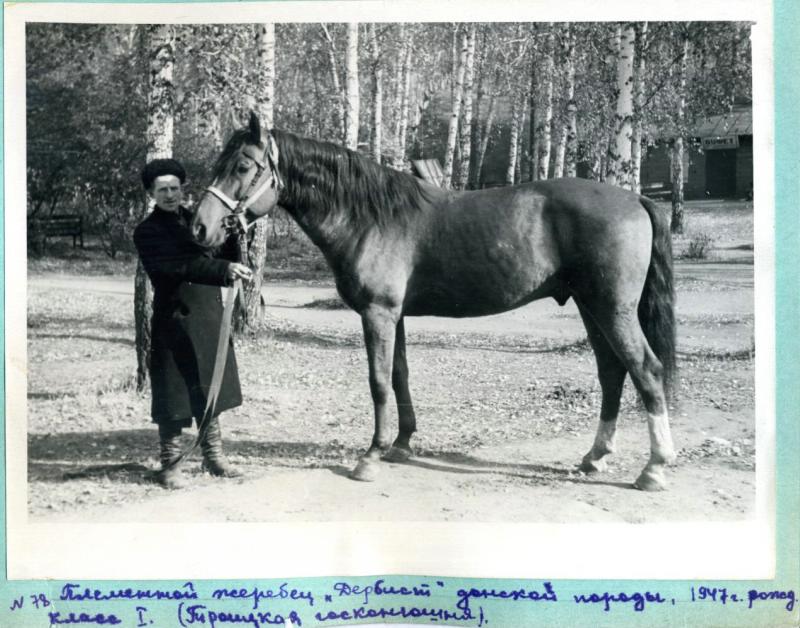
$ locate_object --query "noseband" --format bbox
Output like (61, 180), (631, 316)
(204, 135), (283, 238)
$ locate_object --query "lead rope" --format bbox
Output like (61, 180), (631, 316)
(161, 232), (249, 473)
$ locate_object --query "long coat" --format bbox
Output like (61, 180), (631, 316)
(133, 206), (242, 425)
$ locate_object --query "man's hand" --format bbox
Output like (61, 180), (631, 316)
(226, 263), (253, 284)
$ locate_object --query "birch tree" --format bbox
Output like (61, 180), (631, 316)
(320, 24), (345, 142)
(236, 22), (275, 332)
(393, 25), (414, 169)
(536, 25), (555, 180)
(671, 30), (690, 233)
(527, 26), (539, 182)
(554, 24), (575, 179)
(630, 22), (648, 192)
(442, 25), (467, 188)
(344, 23), (360, 150)
(135, 24), (175, 391)
(506, 89), (525, 185)
(368, 24), (384, 162)
(606, 23), (636, 189)
(455, 23), (477, 189)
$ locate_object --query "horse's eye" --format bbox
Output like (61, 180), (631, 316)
(237, 163), (251, 174)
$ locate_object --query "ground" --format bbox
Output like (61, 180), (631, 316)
(23, 200), (756, 523)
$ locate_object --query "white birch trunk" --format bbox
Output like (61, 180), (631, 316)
(606, 23), (636, 190)
(146, 25), (174, 160)
(456, 24), (477, 189)
(137, 24), (175, 391)
(344, 23), (360, 150)
(559, 25), (578, 178)
(369, 24), (383, 163)
(506, 91), (523, 185)
(631, 22), (648, 193)
(255, 23), (275, 129)
(671, 33), (690, 233)
(515, 104), (527, 184)
(237, 22), (276, 332)
(321, 24), (346, 142)
(442, 26), (468, 189)
(536, 26), (555, 180)
(394, 28), (414, 170)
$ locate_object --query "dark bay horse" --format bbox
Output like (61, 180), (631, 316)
(192, 113), (677, 491)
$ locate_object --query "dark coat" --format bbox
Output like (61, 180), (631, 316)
(133, 206), (242, 425)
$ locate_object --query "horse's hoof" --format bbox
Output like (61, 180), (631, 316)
(350, 459), (380, 482)
(579, 456), (608, 474)
(382, 446), (412, 463)
(633, 469), (668, 492)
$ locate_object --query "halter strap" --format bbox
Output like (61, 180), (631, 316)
(203, 133), (282, 235)
(205, 185), (238, 211)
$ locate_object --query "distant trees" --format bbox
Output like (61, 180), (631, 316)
(25, 20), (753, 393)
(27, 21), (752, 234)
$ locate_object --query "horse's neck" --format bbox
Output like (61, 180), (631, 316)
(281, 201), (358, 261)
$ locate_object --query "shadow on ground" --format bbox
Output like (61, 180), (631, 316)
(28, 430), (633, 489)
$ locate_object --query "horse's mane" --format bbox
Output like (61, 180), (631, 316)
(214, 128), (431, 228)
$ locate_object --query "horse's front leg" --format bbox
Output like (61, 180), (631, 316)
(351, 305), (399, 482)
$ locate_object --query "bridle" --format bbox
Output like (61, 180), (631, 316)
(203, 134), (283, 239)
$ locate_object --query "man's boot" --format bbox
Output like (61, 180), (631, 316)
(155, 422), (188, 489)
(200, 415), (242, 478)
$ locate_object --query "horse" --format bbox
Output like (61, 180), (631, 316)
(191, 112), (678, 491)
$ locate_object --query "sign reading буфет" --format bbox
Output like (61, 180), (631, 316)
(702, 135), (740, 149)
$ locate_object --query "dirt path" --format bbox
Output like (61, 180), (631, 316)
(25, 261), (755, 524)
(38, 403), (754, 524)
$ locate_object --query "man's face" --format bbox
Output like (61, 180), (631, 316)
(150, 175), (183, 213)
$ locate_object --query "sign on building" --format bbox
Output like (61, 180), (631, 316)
(702, 135), (740, 150)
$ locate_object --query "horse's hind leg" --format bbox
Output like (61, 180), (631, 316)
(577, 306), (627, 474)
(581, 300), (676, 491)
(383, 317), (417, 463)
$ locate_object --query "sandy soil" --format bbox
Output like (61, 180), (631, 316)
(24, 259), (755, 524)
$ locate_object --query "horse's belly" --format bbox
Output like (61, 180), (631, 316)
(403, 272), (559, 318)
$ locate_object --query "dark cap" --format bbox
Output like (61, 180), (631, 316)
(141, 158), (186, 189)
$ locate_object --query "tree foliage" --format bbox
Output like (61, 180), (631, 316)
(27, 21), (752, 255)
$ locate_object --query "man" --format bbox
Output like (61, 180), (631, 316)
(134, 158), (252, 489)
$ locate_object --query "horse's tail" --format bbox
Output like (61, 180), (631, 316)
(638, 196), (677, 398)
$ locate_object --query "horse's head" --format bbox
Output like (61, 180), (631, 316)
(191, 112), (281, 247)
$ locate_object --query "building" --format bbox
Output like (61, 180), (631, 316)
(640, 103), (753, 199)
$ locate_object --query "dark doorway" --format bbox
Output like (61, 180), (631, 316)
(705, 149), (737, 197)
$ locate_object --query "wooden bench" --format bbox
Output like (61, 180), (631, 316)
(30, 215), (84, 248)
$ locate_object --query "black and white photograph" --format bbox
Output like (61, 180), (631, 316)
(5, 1), (774, 581)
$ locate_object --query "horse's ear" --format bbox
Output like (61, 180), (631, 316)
(248, 111), (261, 144)
(267, 132), (279, 165)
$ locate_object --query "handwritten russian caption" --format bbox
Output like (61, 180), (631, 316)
(5, 580), (796, 627)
